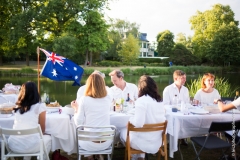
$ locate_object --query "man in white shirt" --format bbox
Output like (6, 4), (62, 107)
(163, 70), (190, 146)
(163, 70), (190, 105)
(109, 70), (138, 102)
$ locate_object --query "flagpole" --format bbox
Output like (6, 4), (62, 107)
(37, 46), (40, 94)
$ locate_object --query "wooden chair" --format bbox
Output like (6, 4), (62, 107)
(1, 125), (50, 160)
(124, 121), (168, 160)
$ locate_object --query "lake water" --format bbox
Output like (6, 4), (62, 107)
(0, 73), (239, 106)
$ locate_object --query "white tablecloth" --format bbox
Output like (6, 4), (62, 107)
(0, 93), (18, 104)
(109, 111), (132, 143)
(0, 111), (77, 154)
(166, 108), (240, 158)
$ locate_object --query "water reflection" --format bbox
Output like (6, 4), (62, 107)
(0, 74), (239, 106)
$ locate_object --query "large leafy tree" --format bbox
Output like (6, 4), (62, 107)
(41, 0), (109, 66)
(156, 30), (175, 57)
(106, 19), (140, 60)
(170, 43), (200, 66)
(189, 4), (240, 65)
(118, 34), (140, 65)
(6, 0), (42, 66)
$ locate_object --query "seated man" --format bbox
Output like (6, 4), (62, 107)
(163, 70), (190, 146)
(109, 70), (138, 103)
(163, 70), (190, 105)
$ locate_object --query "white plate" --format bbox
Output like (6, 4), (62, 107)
(191, 109), (209, 115)
(226, 109), (240, 114)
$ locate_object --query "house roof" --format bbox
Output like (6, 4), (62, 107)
(139, 33), (149, 42)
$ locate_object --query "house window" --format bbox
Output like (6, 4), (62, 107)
(143, 52), (147, 57)
(143, 43), (147, 48)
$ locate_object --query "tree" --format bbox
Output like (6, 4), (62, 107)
(156, 30), (175, 56)
(176, 33), (187, 45)
(118, 34), (140, 65)
(106, 19), (140, 60)
(207, 22), (240, 65)
(189, 4), (240, 65)
(37, 0), (109, 66)
(169, 43), (200, 66)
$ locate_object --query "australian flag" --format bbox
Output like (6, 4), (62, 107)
(40, 48), (84, 86)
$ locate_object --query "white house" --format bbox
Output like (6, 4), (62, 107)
(139, 33), (155, 57)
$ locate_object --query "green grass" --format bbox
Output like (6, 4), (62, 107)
(56, 138), (240, 160)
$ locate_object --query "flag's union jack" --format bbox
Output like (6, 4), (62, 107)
(40, 48), (84, 86)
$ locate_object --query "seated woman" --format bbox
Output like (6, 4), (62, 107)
(73, 74), (112, 160)
(194, 73), (221, 105)
(8, 81), (51, 160)
(120, 75), (166, 160)
(215, 97), (240, 112)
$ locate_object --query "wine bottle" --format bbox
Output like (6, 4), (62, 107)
(126, 93), (130, 102)
(234, 91), (239, 100)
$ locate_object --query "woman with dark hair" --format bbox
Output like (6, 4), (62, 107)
(8, 81), (51, 160)
(120, 75), (166, 160)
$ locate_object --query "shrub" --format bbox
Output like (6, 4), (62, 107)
(21, 67), (36, 73)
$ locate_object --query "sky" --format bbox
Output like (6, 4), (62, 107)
(104, 0), (240, 43)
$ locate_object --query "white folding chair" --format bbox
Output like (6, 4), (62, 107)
(1, 125), (50, 160)
(76, 125), (116, 160)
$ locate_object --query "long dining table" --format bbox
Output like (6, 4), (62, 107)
(0, 108), (77, 154)
(165, 107), (240, 158)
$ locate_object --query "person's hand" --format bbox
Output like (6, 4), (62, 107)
(71, 100), (78, 112)
(213, 99), (218, 104)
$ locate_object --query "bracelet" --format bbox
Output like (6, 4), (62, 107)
(217, 99), (222, 103)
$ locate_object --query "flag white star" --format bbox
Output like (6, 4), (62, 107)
(73, 67), (77, 71)
(75, 75), (78, 80)
(52, 69), (57, 77)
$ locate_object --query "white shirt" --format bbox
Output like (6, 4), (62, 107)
(110, 82), (138, 101)
(8, 103), (47, 153)
(128, 95), (166, 154)
(74, 95), (112, 126)
(194, 88), (221, 104)
(162, 83), (190, 105)
(232, 97), (240, 110)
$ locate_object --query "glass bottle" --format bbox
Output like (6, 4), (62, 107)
(173, 94), (178, 106)
(234, 91), (239, 100)
(126, 93), (130, 102)
(45, 95), (50, 104)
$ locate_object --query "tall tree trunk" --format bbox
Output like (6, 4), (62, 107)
(89, 52), (92, 66)
(84, 50), (88, 67)
(0, 54), (3, 66)
(26, 52), (29, 66)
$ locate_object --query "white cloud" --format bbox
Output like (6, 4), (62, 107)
(105, 0), (240, 42)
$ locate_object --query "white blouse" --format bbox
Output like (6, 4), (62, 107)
(128, 95), (166, 154)
(232, 97), (240, 110)
(194, 88), (221, 104)
(8, 103), (47, 153)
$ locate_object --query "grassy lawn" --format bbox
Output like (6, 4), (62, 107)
(57, 138), (240, 160)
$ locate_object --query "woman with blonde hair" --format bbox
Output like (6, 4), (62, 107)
(194, 73), (221, 105)
(73, 74), (112, 160)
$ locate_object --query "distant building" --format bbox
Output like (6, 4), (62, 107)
(139, 33), (154, 57)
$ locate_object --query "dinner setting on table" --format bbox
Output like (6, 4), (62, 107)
(1, 70), (240, 160)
